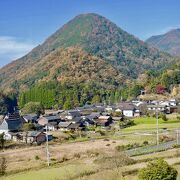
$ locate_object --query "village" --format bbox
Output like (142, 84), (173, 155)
(0, 98), (179, 145)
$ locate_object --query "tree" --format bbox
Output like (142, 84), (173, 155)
(22, 102), (44, 116)
(63, 99), (72, 110)
(138, 158), (177, 180)
(91, 95), (101, 104)
(156, 84), (166, 94)
(0, 133), (5, 149)
(0, 157), (7, 176)
(21, 123), (36, 132)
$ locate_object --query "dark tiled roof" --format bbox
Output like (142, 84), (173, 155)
(117, 103), (136, 110)
(72, 117), (82, 122)
(68, 123), (84, 129)
(27, 131), (43, 137)
(42, 115), (61, 121)
(58, 122), (72, 128)
(68, 110), (81, 117)
(23, 114), (38, 121)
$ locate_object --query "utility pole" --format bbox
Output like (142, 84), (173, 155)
(156, 106), (159, 146)
(46, 125), (50, 166)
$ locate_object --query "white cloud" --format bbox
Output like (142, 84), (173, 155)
(0, 36), (36, 67)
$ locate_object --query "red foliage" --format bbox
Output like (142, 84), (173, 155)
(156, 84), (166, 94)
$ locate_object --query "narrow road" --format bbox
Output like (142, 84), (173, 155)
(126, 139), (180, 156)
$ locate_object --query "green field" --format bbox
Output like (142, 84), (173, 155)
(122, 116), (180, 132)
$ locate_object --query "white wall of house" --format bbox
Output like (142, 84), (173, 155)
(123, 110), (133, 117)
(65, 115), (73, 120)
(0, 129), (8, 134)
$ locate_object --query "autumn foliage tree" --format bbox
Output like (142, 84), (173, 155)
(156, 84), (166, 94)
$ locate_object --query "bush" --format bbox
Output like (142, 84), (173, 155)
(34, 155), (40, 160)
(61, 155), (68, 162)
(115, 143), (141, 151)
(159, 113), (168, 121)
(73, 153), (81, 159)
(138, 158), (177, 180)
(143, 141), (149, 146)
(96, 130), (106, 136)
(172, 144), (180, 148)
(86, 150), (100, 157)
(160, 135), (174, 142)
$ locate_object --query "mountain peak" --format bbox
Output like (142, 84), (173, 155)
(146, 28), (180, 55)
(0, 13), (174, 91)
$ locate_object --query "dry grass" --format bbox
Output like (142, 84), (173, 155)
(0, 138), (129, 173)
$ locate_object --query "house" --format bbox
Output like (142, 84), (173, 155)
(11, 131), (46, 145)
(112, 116), (123, 121)
(96, 116), (113, 127)
(169, 99), (177, 106)
(96, 120), (112, 127)
(68, 122), (85, 131)
(132, 100), (145, 107)
(0, 112), (23, 139)
(71, 117), (82, 123)
(86, 112), (100, 121)
(61, 110), (81, 120)
(116, 103), (139, 117)
(58, 122), (72, 131)
(37, 114), (61, 126)
(147, 104), (168, 113)
(105, 106), (116, 112)
(23, 114), (38, 123)
(46, 122), (59, 131)
(81, 117), (95, 126)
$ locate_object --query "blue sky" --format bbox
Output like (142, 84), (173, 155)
(0, 0), (179, 67)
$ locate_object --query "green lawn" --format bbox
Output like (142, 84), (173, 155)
(3, 162), (97, 180)
(122, 117), (180, 132)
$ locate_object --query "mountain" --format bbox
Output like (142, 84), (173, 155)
(2, 47), (124, 90)
(146, 29), (180, 55)
(0, 13), (175, 91)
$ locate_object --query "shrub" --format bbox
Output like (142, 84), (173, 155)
(138, 158), (177, 180)
(159, 113), (168, 121)
(61, 155), (68, 162)
(34, 155), (40, 160)
(0, 133), (5, 149)
(143, 141), (149, 146)
(115, 143), (141, 151)
(95, 129), (106, 136)
(50, 158), (56, 161)
(160, 135), (174, 142)
(86, 149), (100, 157)
(73, 153), (81, 159)
(172, 144), (180, 148)
(115, 145), (125, 151)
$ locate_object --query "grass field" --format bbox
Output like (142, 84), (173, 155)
(2, 148), (180, 180)
(122, 115), (180, 132)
